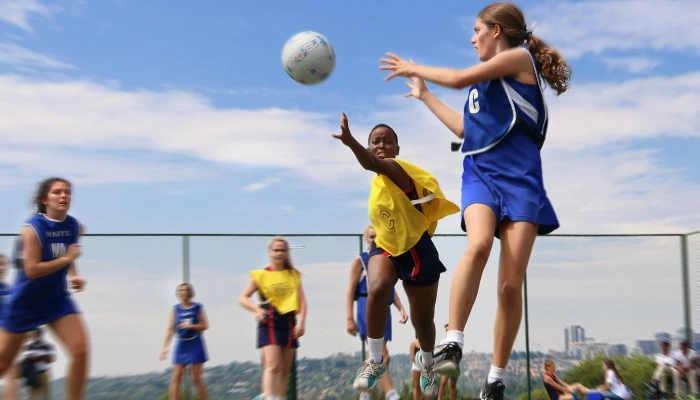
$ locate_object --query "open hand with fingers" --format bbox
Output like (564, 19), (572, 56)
(332, 112), (355, 146)
(404, 75), (429, 100)
(379, 53), (417, 81)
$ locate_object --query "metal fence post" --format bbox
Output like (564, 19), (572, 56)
(681, 235), (692, 344)
(358, 234), (366, 362)
(182, 235), (190, 283)
(181, 235), (191, 399)
(524, 273), (531, 400)
(287, 350), (298, 400)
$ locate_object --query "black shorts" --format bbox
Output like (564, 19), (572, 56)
(369, 231), (445, 286)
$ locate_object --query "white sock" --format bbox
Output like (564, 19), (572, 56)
(385, 389), (400, 400)
(421, 348), (434, 367)
(487, 365), (506, 383)
(360, 391), (371, 400)
(444, 330), (464, 348)
(368, 337), (384, 363)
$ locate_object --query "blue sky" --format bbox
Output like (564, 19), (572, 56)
(0, 0), (698, 382)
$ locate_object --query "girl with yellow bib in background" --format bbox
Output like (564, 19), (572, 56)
(333, 112), (459, 398)
(238, 237), (307, 400)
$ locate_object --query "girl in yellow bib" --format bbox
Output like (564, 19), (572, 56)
(333, 112), (459, 398)
(238, 237), (307, 400)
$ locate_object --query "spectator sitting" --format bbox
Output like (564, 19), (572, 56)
(562, 359), (632, 400)
(542, 359), (587, 400)
(672, 339), (698, 397)
(650, 339), (675, 396)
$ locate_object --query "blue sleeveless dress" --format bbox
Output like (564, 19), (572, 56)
(173, 302), (209, 365)
(459, 46), (559, 238)
(3, 214), (81, 333)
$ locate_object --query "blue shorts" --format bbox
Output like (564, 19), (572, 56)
(460, 130), (559, 238)
(257, 307), (299, 349)
(369, 231), (445, 286)
(356, 296), (392, 341)
(173, 335), (209, 366)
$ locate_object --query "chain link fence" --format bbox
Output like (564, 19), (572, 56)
(0, 231), (695, 400)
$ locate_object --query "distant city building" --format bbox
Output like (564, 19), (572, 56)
(565, 325), (586, 356)
(635, 340), (655, 355)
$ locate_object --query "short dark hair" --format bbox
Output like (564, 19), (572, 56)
(367, 124), (399, 145)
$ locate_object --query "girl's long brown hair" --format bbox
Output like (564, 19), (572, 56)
(478, 2), (572, 95)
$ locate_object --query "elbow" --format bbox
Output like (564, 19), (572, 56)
(24, 266), (40, 280)
(454, 116), (465, 138)
(449, 73), (467, 90)
(361, 156), (380, 173)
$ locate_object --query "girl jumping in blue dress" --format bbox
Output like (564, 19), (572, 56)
(380, 3), (572, 399)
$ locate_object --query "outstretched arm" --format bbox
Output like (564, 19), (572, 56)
(332, 112), (412, 191)
(401, 66), (464, 138)
(381, 48), (532, 90)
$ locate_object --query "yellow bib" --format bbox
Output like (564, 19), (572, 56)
(368, 159), (460, 256)
(250, 268), (301, 315)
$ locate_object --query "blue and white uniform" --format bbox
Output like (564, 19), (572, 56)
(0, 281), (10, 325)
(459, 45), (559, 238)
(173, 302), (209, 365)
(3, 214), (81, 333)
(355, 251), (394, 341)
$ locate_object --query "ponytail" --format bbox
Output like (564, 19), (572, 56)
(603, 359), (624, 384)
(526, 34), (572, 95)
(476, 2), (572, 96)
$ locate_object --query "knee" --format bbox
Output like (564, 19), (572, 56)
(172, 371), (184, 385)
(191, 372), (204, 385)
(497, 279), (522, 306)
(368, 279), (393, 300)
(0, 361), (11, 377)
(69, 338), (89, 361)
(265, 359), (282, 375)
(411, 316), (433, 333)
(465, 238), (493, 263)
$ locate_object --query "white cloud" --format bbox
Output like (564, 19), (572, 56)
(0, 42), (76, 69)
(0, 146), (214, 187)
(242, 176), (282, 192)
(527, 0), (700, 58)
(600, 56), (662, 73)
(0, 68), (699, 233)
(0, 0), (55, 32)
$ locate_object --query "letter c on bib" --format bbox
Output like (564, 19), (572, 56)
(379, 210), (394, 230)
(468, 88), (480, 114)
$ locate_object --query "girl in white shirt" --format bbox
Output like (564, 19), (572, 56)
(600, 359), (632, 400)
(569, 359), (632, 400)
